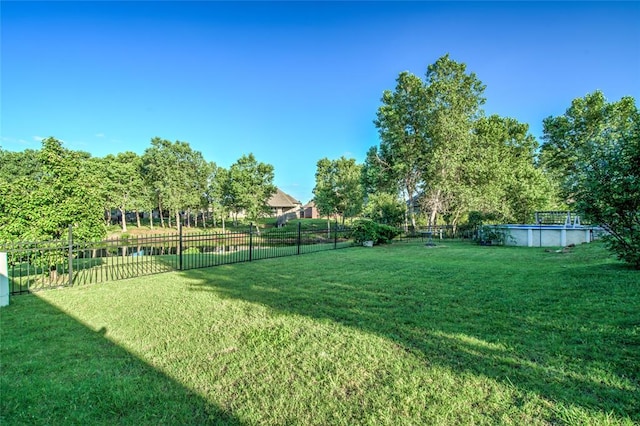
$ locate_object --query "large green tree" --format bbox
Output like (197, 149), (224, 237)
(0, 148), (43, 241)
(372, 71), (428, 230)
(0, 148), (41, 183)
(223, 153), (277, 226)
(421, 54), (486, 228)
(101, 152), (145, 232)
(141, 138), (209, 228)
(541, 91), (640, 268)
(361, 146), (399, 197)
(371, 55), (486, 230)
(369, 55), (559, 230)
(313, 156), (363, 225)
(471, 115), (556, 223)
(0, 137), (105, 242)
(87, 156), (114, 228)
(203, 162), (228, 229)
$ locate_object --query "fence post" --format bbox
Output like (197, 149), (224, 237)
(297, 222), (301, 255)
(68, 225), (74, 286)
(249, 223), (253, 262)
(334, 221), (338, 249)
(178, 220), (183, 271)
(0, 252), (8, 307)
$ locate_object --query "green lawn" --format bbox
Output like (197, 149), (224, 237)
(1, 240), (638, 425)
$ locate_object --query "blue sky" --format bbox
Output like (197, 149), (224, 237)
(2, 1), (639, 203)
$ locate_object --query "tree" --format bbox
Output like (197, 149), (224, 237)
(141, 138), (209, 228)
(541, 91), (640, 268)
(130, 179), (157, 229)
(373, 71), (428, 231)
(0, 148), (41, 183)
(0, 138), (106, 279)
(27, 138), (105, 241)
(361, 146), (399, 196)
(87, 156), (114, 227)
(470, 115), (556, 223)
(313, 156), (363, 225)
(371, 55), (487, 230)
(223, 153), (277, 227)
(0, 148), (43, 241)
(101, 152), (145, 232)
(421, 54), (486, 228)
(0, 177), (30, 243)
(204, 162), (228, 229)
(362, 192), (406, 227)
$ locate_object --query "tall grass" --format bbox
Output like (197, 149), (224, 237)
(1, 240), (638, 425)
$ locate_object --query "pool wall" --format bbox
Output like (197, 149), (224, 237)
(494, 225), (601, 247)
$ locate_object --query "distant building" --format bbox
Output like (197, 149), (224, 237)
(227, 188), (307, 225)
(302, 201), (320, 219)
(268, 188), (302, 218)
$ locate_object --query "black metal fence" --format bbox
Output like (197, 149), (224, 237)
(389, 225), (468, 242)
(2, 223), (353, 295)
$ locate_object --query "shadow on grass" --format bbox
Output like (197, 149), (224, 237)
(0, 295), (243, 425)
(180, 242), (640, 422)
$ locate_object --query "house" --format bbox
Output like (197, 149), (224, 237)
(228, 188), (302, 223)
(302, 201), (320, 219)
(267, 188), (302, 218)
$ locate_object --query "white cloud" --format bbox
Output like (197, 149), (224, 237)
(95, 133), (105, 138)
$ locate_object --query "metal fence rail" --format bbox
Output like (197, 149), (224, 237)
(3, 223), (353, 295)
(398, 225), (468, 241)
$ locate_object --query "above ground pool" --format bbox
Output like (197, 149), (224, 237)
(493, 224), (604, 247)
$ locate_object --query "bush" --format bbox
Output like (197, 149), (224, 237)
(351, 219), (401, 245)
(362, 192), (406, 227)
(376, 224), (402, 244)
(476, 226), (506, 246)
(351, 219), (377, 244)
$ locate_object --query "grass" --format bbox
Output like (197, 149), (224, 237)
(1, 240), (639, 425)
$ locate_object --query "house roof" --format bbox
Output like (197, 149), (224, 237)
(267, 188), (301, 208)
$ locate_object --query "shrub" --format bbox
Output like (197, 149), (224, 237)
(476, 226), (506, 246)
(362, 192), (406, 227)
(351, 219), (400, 245)
(351, 219), (377, 244)
(376, 224), (402, 244)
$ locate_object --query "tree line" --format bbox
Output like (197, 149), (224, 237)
(0, 137), (277, 241)
(312, 55), (638, 267)
(315, 55), (558, 231)
(1, 54), (638, 267)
